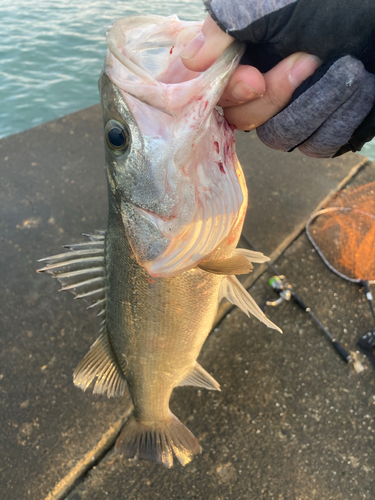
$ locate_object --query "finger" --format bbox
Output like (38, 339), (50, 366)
(224, 52), (321, 130)
(298, 71), (375, 157)
(253, 57), (375, 158)
(217, 64), (266, 107)
(180, 14), (234, 72)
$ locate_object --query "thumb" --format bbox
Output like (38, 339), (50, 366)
(180, 14), (234, 72)
(224, 52), (321, 130)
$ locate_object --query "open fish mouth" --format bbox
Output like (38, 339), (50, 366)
(101, 15), (246, 277)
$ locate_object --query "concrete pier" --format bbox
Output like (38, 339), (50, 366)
(0, 105), (373, 500)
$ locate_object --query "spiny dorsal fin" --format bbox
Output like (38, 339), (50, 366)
(73, 331), (127, 398)
(198, 254), (253, 275)
(37, 231), (107, 318)
(178, 362), (220, 391)
(219, 275), (282, 332)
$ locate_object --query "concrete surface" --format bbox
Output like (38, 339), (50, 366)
(0, 105), (372, 500)
(66, 232), (375, 500)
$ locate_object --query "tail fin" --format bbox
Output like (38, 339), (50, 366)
(115, 412), (201, 468)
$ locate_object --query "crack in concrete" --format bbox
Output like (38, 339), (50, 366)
(44, 410), (132, 500)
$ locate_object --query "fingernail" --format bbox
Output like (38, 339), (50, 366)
(231, 81), (263, 101)
(289, 54), (321, 88)
(180, 32), (205, 60)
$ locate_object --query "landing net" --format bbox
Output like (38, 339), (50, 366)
(306, 181), (375, 284)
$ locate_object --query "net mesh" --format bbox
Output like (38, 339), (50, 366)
(306, 181), (375, 283)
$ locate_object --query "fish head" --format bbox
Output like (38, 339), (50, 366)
(100, 15), (247, 277)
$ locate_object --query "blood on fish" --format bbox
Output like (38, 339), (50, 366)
(223, 143), (230, 163)
(147, 277), (155, 284)
(217, 161), (225, 174)
(170, 46), (174, 55)
(214, 141), (219, 154)
(195, 97), (208, 118)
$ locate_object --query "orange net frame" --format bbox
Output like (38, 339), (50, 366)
(306, 181), (375, 283)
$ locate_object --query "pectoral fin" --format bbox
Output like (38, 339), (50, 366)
(219, 275), (282, 333)
(198, 247), (270, 275)
(198, 254), (252, 275)
(178, 362), (220, 391)
(233, 248), (270, 263)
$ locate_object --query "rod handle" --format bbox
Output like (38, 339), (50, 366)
(291, 291), (308, 311)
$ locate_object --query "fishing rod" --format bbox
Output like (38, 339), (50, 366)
(240, 233), (352, 364)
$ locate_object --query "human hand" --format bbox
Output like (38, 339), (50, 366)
(181, 15), (320, 133)
(182, 1), (375, 158)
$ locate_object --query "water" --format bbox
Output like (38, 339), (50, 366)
(0, 0), (203, 137)
(1, 0), (375, 161)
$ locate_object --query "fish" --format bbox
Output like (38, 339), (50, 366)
(38, 15), (280, 468)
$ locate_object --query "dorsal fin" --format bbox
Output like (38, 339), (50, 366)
(178, 362), (220, 391)
(219, 275), (282, 332)
(37, 231), (107, 318)
(37, 231), (123, 396)
(73, 331), (127, 398)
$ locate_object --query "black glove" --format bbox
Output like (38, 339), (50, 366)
(203, 0), (375, 158)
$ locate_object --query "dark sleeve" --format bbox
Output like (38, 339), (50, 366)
(203, 0), (375, 157)
(203, 0), (375, 73)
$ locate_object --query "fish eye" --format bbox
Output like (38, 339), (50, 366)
(105, 119), (131, 155)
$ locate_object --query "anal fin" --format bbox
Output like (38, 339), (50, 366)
(178, 362), (220, 391)
(73, 331), (127, 398)
(219, 275), (282, 333)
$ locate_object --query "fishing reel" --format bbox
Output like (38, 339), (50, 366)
(266, 275), (293, 306)
(357, 328), (375, 369)
(265, 274), (352, 364)
(359, 329), (375, 349)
